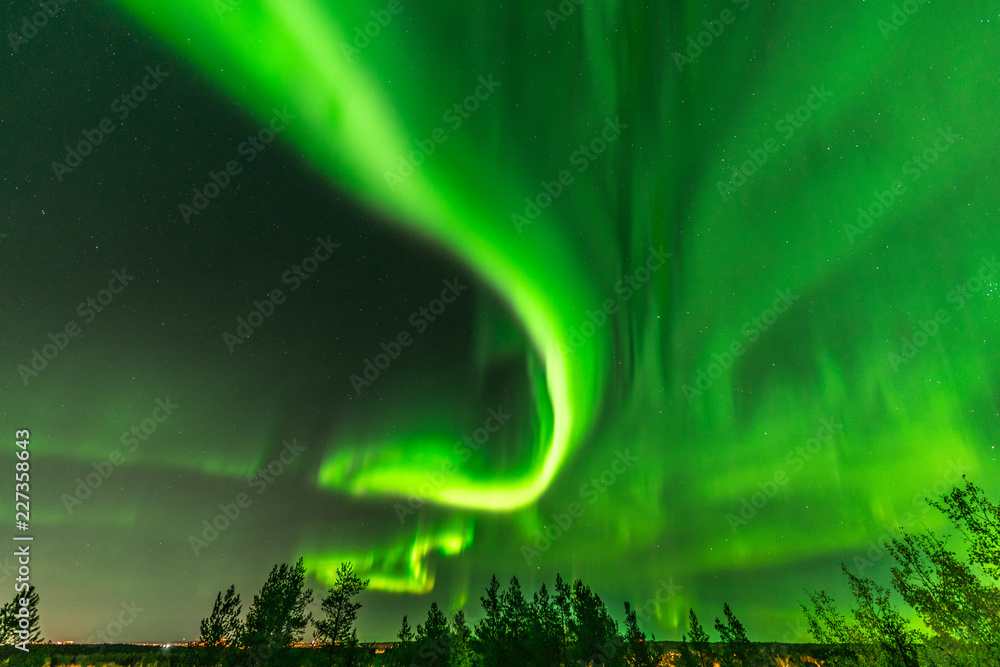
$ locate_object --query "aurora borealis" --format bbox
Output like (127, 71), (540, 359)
(2, 0), (999, 645)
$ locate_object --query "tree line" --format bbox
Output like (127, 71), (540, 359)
(197, 559), (368, 666)
(0, 477), (995, 666)
(194, 477), (997, 667)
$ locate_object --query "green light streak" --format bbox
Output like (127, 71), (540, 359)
(304, 519), (473, 594)
(100, 0), (1000, 638)
(109, 0), (602, 514)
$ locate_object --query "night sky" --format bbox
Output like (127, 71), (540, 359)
(2, 0), (999, 645)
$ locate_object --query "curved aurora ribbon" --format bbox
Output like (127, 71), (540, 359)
(106, 0), (614, 511)
(104, 0), (1000, 632)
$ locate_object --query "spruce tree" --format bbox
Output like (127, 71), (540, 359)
(450, 610), (476, 667)
(501, 576), (532, 665)
(414, 601), (452, 667)
(390, 615), (416, 667)
(554, 573), (574, 667)
(474, 575), (505, 667)
(532, 583), (563, 667)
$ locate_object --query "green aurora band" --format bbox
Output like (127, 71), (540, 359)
(98, 0), (1000, 636)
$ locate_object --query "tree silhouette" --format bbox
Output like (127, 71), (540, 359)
(682, 608), (713, 667)
(802, 567), (923, 667)
(314, 561), (370, 665)
(569, 579), (622, 667)
(531, 583), (563, 667)
(886, 478), (1000, 665)
(200, 584), (242, 646)
(553, 573), (573, 667)
(388, 614), (416, 667)
(842, 567), (923, 667)
(239, 557), (313, 665)
(0, 585), (41, 645)
(398, 614), (414, 643)
(927, 477), (1000, 579)
(160, 480), (1000, 667)
(474, 574), (505, 667)
(198, 583), (241, 667)
(414, 601), (453, 666)
(500, 576), (532, 665)
(622, 601), (657, 667)
(714, 603), (757, 667)
(796, 479), (1000, 666)
(450, 610), (476, 667)
(799, 590), (860, 666)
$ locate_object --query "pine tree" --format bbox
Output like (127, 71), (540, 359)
(314, 562), (370, 665)
(714, 603), (754, 667)
(239, 557), (313, 664)
(399, 614), (415, 643)
(622, 601), (657, 667)
(683, 608), (713, 667)
(199, 583), (241, 666)
(199, 584), (243, 645)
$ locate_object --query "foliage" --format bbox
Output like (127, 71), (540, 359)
(886, 478), (1000, 666)
(553, 573), (574, 667)
(622, 601), (658, 667)
(473, 574), (505, 667)
(450, 610), (477, 667)
(315, 562), (370, 666)
(199, 584), (242, 646)
(411, 601), (453, 666)
(713, 603), (772, 667)
(0, 585), (42, 645)
(530, 583), (563, 667)
(239, 556), (313, 665)
(569, 579), (623, 667)
(800, 478), (1000, 667)
(386, 614), (416, 667)
(844, 567), (923, 667)
(683, 608), (714, 667)
(43, 482), (1000, 667)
